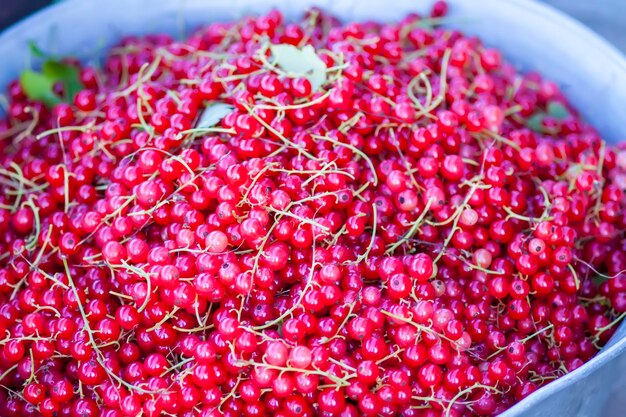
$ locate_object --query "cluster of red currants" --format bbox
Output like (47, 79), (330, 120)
(0, 2), (625, 416)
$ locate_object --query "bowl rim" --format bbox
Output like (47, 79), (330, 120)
(1, 0), (626, 416)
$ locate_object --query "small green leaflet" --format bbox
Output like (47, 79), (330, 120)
(27, 41), (46, 58)
(592, 275), (609, 286)
(20, 71), (61, 108)
(269, 44), (327, 91)
(546, 102), (569, 120)
(196, 102), (234, 129)
(526, 113), (545, 132)
(42, 60), (82, 101)
(20, 42), (82, 108)
(526, 101), (570, 132)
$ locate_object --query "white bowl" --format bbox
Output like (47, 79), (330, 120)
(1, 1), (625, 416)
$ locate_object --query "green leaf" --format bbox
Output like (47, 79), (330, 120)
(28, 41), (47, 58)
(270, 43), (327, 91)
(19, 70), (61, 108)
(547, 102), (569, 120)
(592, 275), (609, 286)
(526, 113), (545, 132)
(196, 102), (234, 128)
(42, 60), (82, 101)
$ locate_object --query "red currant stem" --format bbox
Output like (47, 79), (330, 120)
(243, 102), (319, 162)
(292, 190), (345, 206)
(2, 163), (30, 211)
(577, 296), (610, 305)
(29, 224), (54, 267)
(99, 340), (121, 349)
(386, 197), (433, 255)
(109, 291), (133, 301)
(267, 206), (330, 232)
(241, 359), (351, 387)
(558, 362), (570, 375)
(503, 206), (552, 223)
(219, 375), (244, 410)
(62, 258), (162, 395)
(503, 104), (523, 117)
(250, 222), (280, 279)
(300, 163), (355, 188)
(0, 364), (18, 383)
(375, 347), (405, 365)
(320, 303), (356, 343)
(134, 97), (154, 135)
(241, 326), (279, 342)
(118, 260), (152, 313)
(529, 372), (559, 383)
(26, 349), (37, 384)
(172, 324), (214, 333)
(0, 335), (47, 344)
(1, 163), (43, 189)
(1, 384), (25, 402)
(146, 307), (180, 332)
(337, 112), (364, 134)
(411, 395), (446, 409)
(534, 181), (553, 217)
(565, 263), (581, 291)
(415, 48), (451, 118)
(462, 158), (480, 167)
(4, 182), (48, 198)
(354, 183), (373, 203)
(238, 162), (280, 206)
(267, 144), (289, 159)
(240, 325), (280, 343)
(23, 198), (40, 251)
(258, 89), (333, 111)
(254, 245), (318, 330)
(426, 187), (487, 228)
(433, 179), (484, 263)
(111, 55), (162, 99)
(35, 124), (94, 141)
(77, 194), (138, 247)
(398, 16), (451, 39)
(375, 95), (401, 114)
(160, 357), (194, 378)
(311, 133), (379, 186)
(193, 294), (210, 328)
(32, 305), (62, 317)
(22, 105), (40, 130)
(180, 126), (236, 136)
(137, 147), (197, 176)
(574, 256), (626, 280)
(591, 140), (607, 216)
(356, 203), (378, 263)
(328, 220), (352, 246)
(328, 357), (356, 372)
(9, 277), (27, 300)
(77, 379), (85, 399)
(207, 68), (267, 85)
(485, 323), (554, 360)
(95, 142), (122, 166)
(0, 119), (33, 141)
(456, 256), (500, 275)
(408, 71), (433, 111)
(592, 311), (626, 347)
(380, 309), (461, 349)
(392, 132), (425, 191)
(480, 130), (522, 152)
(444, 384), (505, 417)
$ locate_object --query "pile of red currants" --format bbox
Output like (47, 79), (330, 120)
(0, 2), (625, 416)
